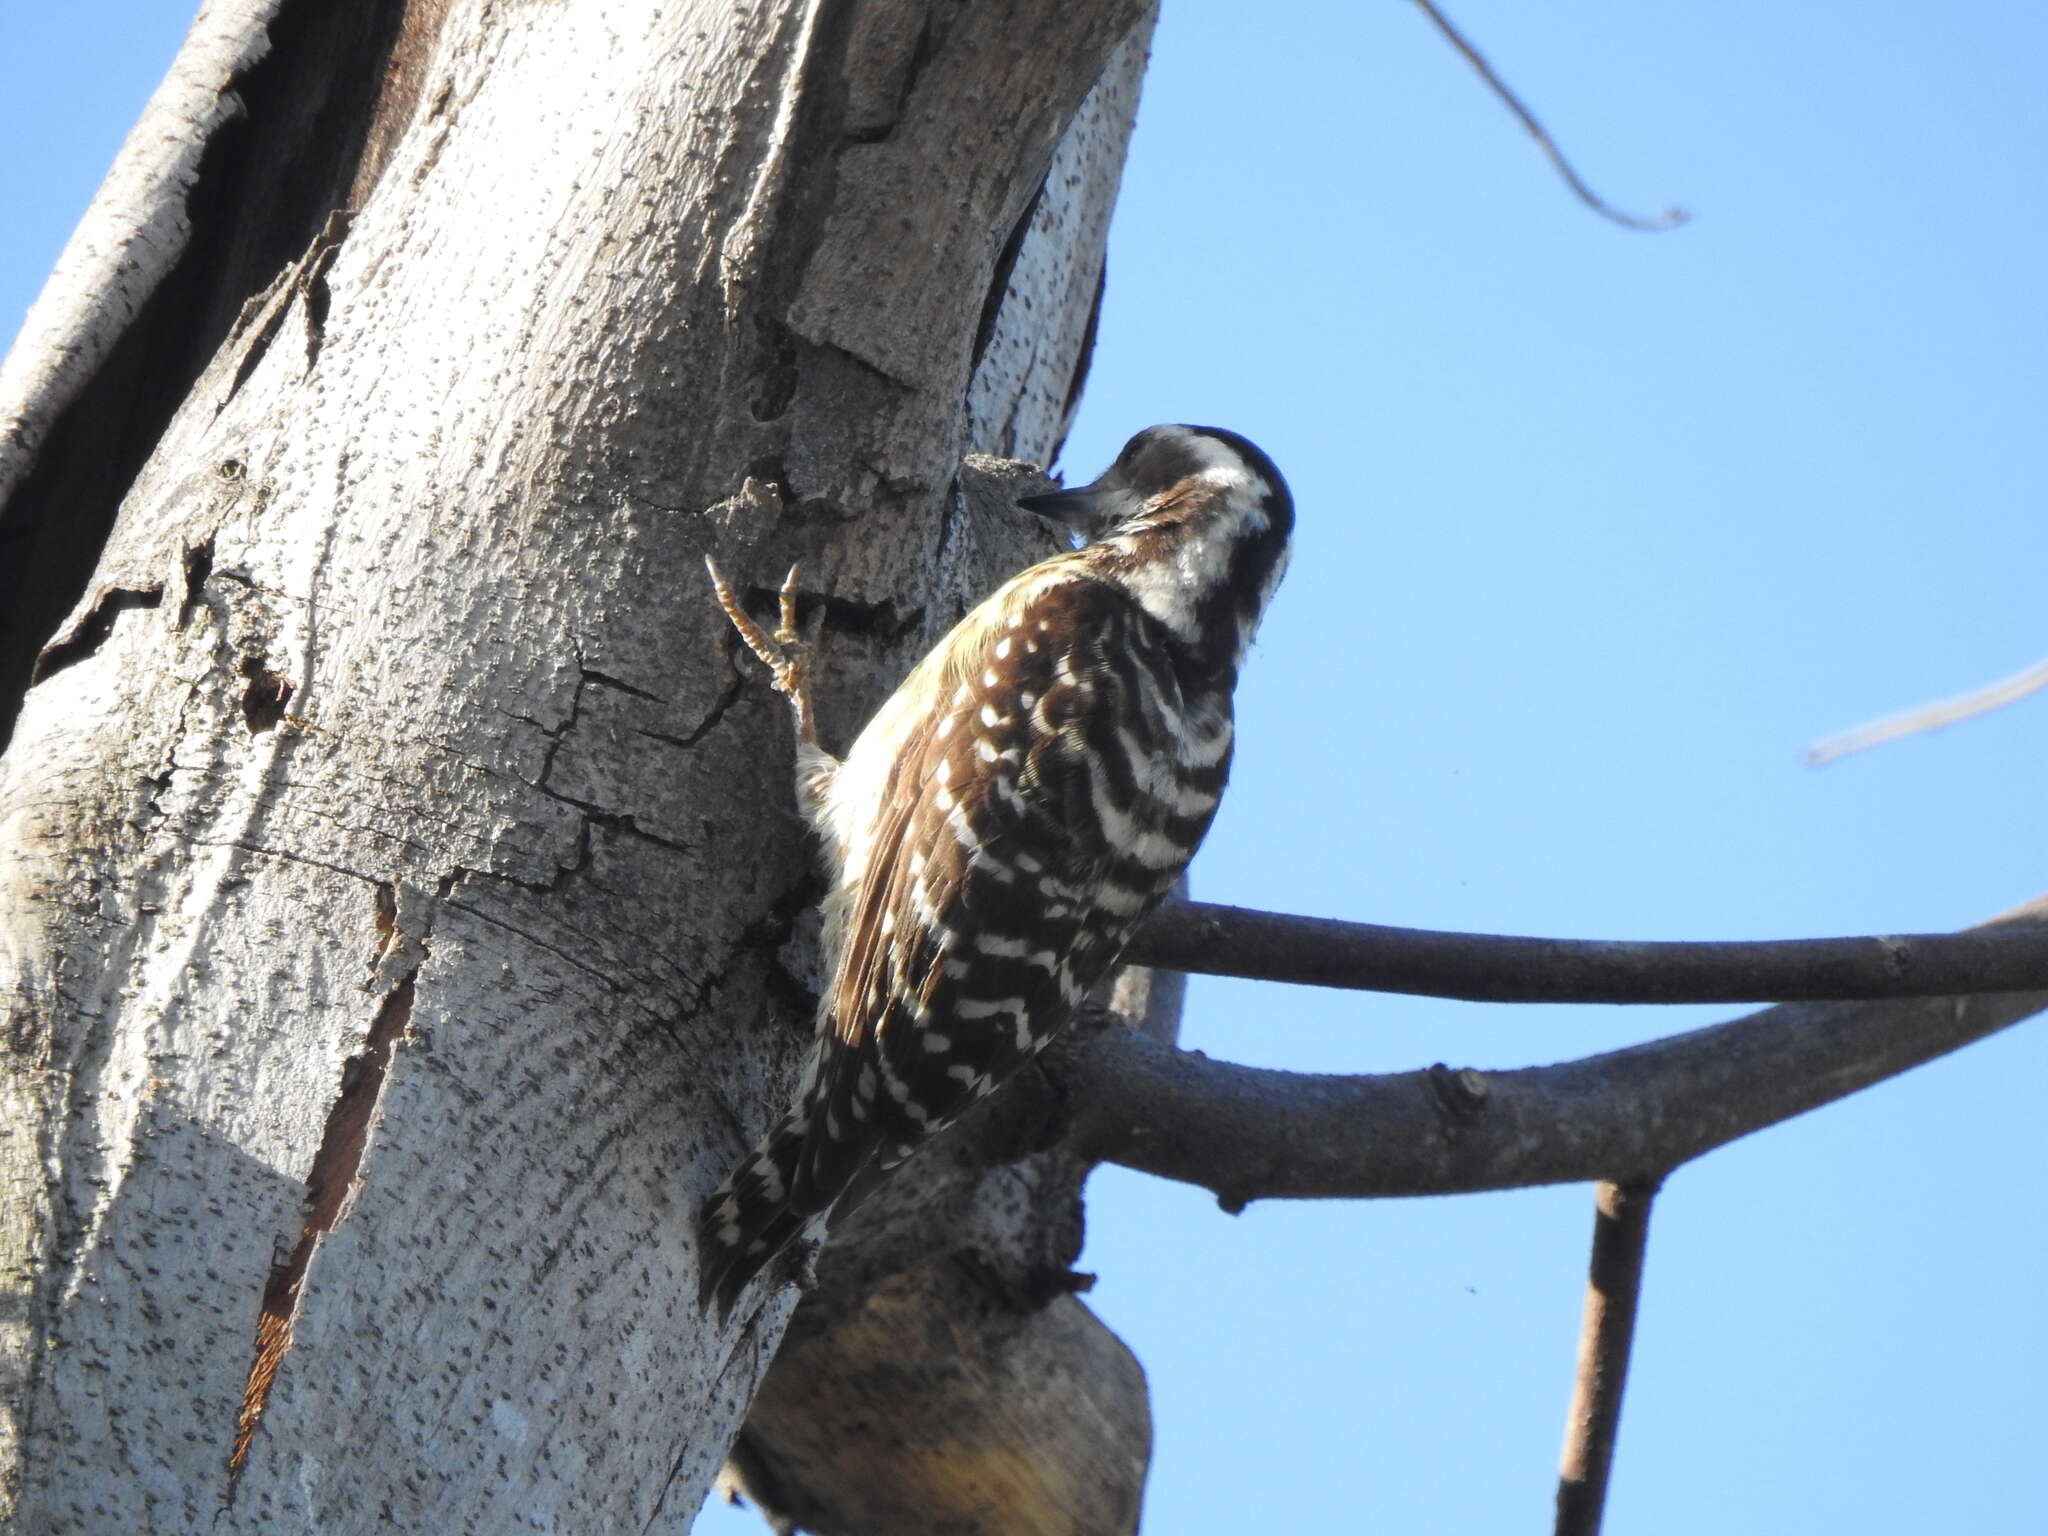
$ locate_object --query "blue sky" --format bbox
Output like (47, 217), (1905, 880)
(7, 3), (2045, 1532)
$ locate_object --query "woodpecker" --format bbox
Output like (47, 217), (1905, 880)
(698, 424), (1292, 1317)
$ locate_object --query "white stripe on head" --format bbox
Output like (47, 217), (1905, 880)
(1163, 427), (1264, 500)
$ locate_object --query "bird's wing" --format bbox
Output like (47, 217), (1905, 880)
(790, 571), (1226, 1208)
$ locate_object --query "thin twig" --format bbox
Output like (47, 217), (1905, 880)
(1805, 654), (2048, 766)
(1410, 0), (1688, 232)
(1124, 898), (2048, 1004)
(1555, 1179), (1659, 1536)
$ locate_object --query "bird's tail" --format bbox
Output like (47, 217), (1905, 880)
(697, 1111), (819, 1320)
(697, 1038), (889, 1319)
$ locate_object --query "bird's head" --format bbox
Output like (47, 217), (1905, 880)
(1020, 424), (1293, 666)
(1018, 424), (1291, 545)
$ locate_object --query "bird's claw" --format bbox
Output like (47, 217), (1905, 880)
(706, 557), (819, 744)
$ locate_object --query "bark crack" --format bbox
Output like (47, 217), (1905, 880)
(229, 881), (427, 1479)
(176, 534), (217, 627)
(218, 202), (357, 410)
(970, 167), (1050, 375)
(633, 673), (747, 754)
(189, 838), (390, 889)
(298, 210), (352, 374)
(579, 666), (668, 704)
(442, 895), (628, 995)
(532, 787), (694, 856)
(30, 585), (164, 684)
(523, 666), (751, 867)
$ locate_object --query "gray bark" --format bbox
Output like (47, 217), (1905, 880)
(0, 1), (275, 507)
(0, 2), (1156, 1530)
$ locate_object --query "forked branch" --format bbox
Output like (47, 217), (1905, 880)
(1057, 894), (2048, 1207)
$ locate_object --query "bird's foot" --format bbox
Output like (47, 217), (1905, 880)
(706, 558), (819, 746)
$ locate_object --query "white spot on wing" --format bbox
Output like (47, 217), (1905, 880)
(969, 848), (1017, 883)
(1096, 881), (1147, 916)
(943, 794), (979, 850)
(1128, 827), (1189, 870)
(908, 878), (944, 934)
(953, 995), (1025, 1021)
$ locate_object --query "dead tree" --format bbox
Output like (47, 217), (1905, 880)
(2, 1), (1159, 1528)
(3, 4), (2043, 1534)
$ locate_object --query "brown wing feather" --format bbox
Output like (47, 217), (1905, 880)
(785, 744), (927, 1209)
(815, 576), (1222, 1173)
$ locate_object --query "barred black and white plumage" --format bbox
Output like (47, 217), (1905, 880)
(699, 425), (1292, 1317)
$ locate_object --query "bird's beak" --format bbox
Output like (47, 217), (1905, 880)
(1016, 479), (1117, 538)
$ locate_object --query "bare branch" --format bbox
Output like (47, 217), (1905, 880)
(1409, 0), (1688, 232)
(1058, 897), (2048, 1207)
(1805, 654), (2048, 766)
(1124, 899), (2048, 1004)
(1554, 1179), (1658, 1536)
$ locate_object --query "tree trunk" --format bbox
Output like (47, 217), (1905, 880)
(0, 1), (1156, 1529)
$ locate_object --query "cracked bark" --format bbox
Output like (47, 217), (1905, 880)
(0, 2), (1156, 1531)
(232, 883), (426, 1477)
